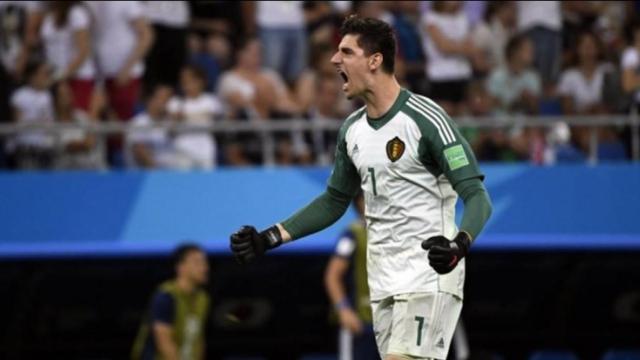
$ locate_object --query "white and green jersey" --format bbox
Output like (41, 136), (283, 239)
(327, 89), (483, 301)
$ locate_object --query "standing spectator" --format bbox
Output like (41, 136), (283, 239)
(516, 1), (562, 87)
(0, 1), (43, 81)
(7, 61), (55, 169)
(249, 1), (307, 84)
(472, 1), (517, 75)
(87, 1), (153, 121)
(487, 34), (541, 116)
(126, 86), (184, 169)
(40, 1), (96, 112)
(390, 1), (427, 94)
(167, 65), (224, 170)
(622, 20), (640, 110)
(420, 0), (476, 116)
(143, 1), (190, 96)
(131, 243), (210, 360)
(188, 32), (232, 92)
(558, 31), (612, 115)
(52, 81), (103, 170)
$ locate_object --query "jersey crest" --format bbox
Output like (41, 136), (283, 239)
(386, 136), (405, 162)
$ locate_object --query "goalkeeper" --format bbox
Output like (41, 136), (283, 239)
(230, 15), (491, 360)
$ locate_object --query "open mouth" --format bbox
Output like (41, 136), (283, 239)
(339, 70), (349, 83)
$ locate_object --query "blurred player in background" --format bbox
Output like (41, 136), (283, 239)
(231, 15), (492, 360)
(132, 243), (210, 360)
(324, 192), (380, 360)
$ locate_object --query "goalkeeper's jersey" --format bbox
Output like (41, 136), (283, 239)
(328, 88), (483, 301)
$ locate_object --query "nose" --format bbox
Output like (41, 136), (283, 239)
(331, 51), (341, 65)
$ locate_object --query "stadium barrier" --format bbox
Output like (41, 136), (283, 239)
(0, 113), (638, 165)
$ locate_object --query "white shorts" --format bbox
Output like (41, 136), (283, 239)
(371, 292), (463, 359)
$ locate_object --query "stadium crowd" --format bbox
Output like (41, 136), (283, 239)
(0, 0), (639, 170)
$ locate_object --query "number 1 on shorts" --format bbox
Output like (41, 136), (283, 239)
(414, 316), (424, 346)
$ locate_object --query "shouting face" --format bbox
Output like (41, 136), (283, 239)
(331, 34), (374, 99)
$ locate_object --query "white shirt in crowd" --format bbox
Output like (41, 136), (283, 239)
(10, 86), (55, 149)
(86, 1), (145, 78)
(40, 4), (96, 80)
(167, 94), (224, 169)
(517, 1), (561, 32)
(621, 47), (640, 103)
(127, 112), (186, 169)
(143, 0), (189, 28)
(257, 1), (304, 28)
(557, 64), (612, 112)
(420, 10), (472, 81)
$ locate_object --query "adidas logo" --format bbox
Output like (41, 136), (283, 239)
(352, 144), (359, 154)
(435, 337), (445, 348)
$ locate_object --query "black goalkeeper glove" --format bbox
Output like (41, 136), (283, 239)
(421, 232), (471, 274)
(230, 225), (283, 264)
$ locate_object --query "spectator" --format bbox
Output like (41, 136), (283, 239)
(516, 0), (562, 87)
(217, 37), (301, 120)
(250, 1), (308, 84)
(622, 20), (640, 110)
(0, 1), (43, 82)
(167, 65), (224, 170)
(420, 0), (476, 116)
(52, 81), (103, 170)
(87, 1), (153, 121)
(390, 1), (428, 94)
(558, 30), (611, 115)
(472, 1), (517, 75)
(40, 1), (96, 112)
(7, 61), (55, 169)
(303, 1), (341, 49)
(188, 32), (231, 92)
(295, 43), (352, 116)
(487, 34), (541, 115)
(126, 86), (184, 169)
(307, 75), (349, 165)
(142, 1), (190, 96)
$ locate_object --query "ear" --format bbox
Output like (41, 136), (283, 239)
(369, 53), (383, 71)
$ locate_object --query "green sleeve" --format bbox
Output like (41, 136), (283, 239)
(281, 187), (353, 240)
(281, 114), (362, 240)
(453, 178), (492, 240)
(407, 99), (484, 186)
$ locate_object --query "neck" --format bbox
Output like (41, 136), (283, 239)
(580, 60), (597, 73)
(175, 277), (195, 294)
(508, 61), (524, 74)
(362, 75), (401, 119)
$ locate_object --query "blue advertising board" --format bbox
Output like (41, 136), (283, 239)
(0, 164), (639, 258)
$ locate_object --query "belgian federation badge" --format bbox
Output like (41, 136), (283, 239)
(386, 136), (405, 162)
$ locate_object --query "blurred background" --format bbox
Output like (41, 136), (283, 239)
(0, 1), (639, 359)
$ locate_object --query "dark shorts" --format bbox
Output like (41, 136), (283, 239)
(429, 79), (469, 104)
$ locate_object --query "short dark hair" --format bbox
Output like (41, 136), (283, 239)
(182, 64), (207, 84)
(339, 15), (396, 74)
(505, 34), (528, 61)
(172, 242), (204, 268)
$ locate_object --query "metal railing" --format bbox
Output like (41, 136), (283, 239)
(0, 112), (638, 166)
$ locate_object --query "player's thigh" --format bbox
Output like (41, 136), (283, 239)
(371, 296), (394, 358)
(386, 292), (462, 360)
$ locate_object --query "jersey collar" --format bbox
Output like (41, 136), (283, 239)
(366, 88), (410, 130)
